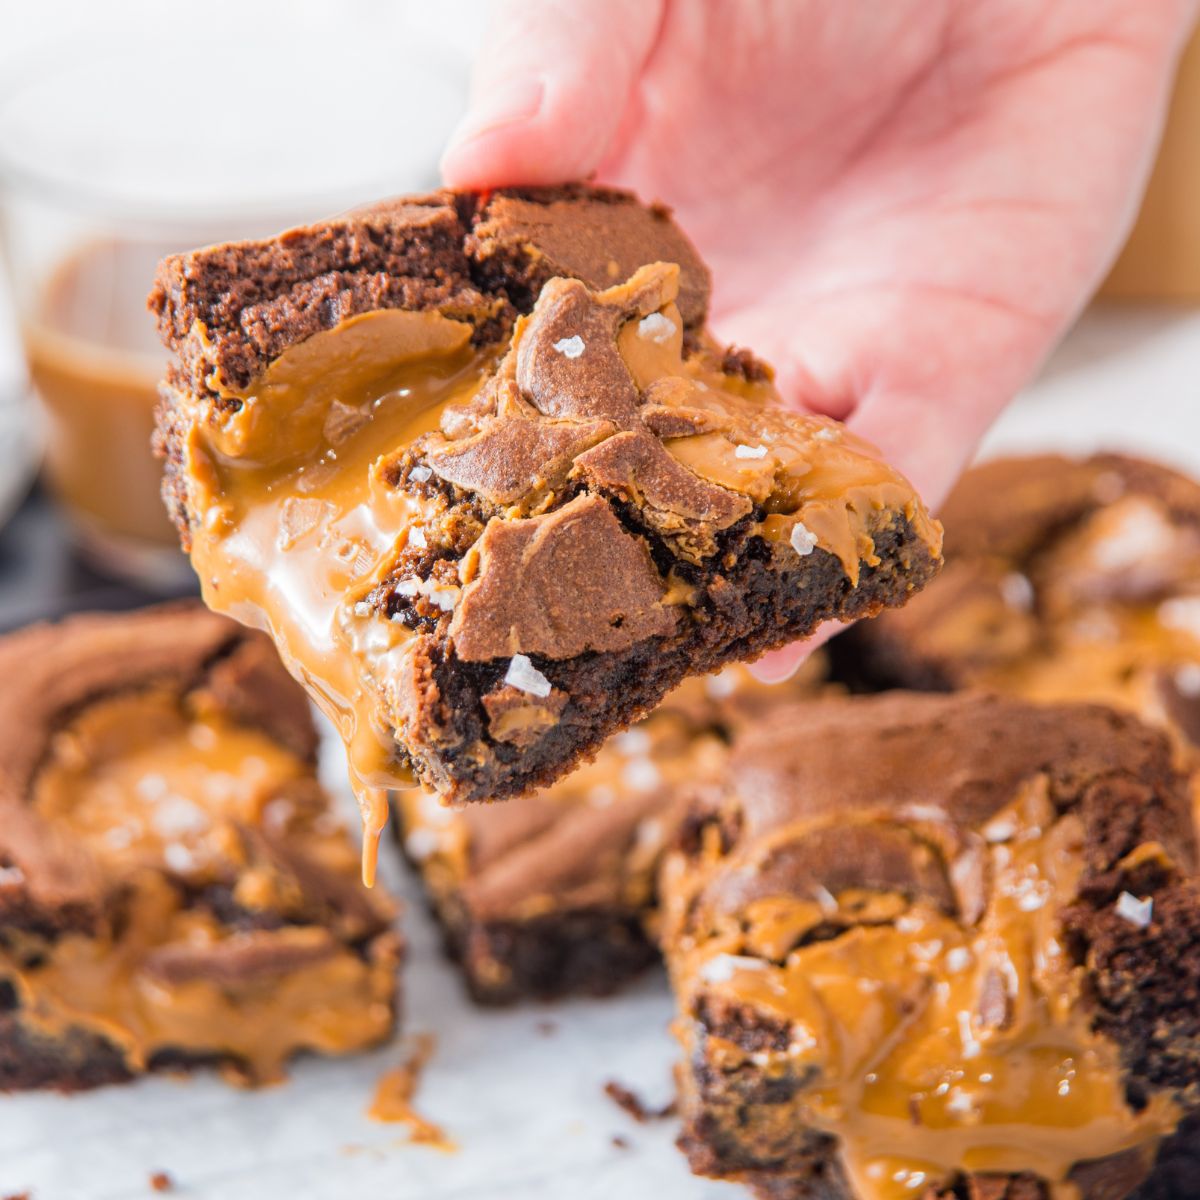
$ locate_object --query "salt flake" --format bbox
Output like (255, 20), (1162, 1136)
(505, 654), (553, 698)
(735, 444), (768, 459)
(637, 312), (677, 344)
(790, 522), (818, 556)
(553, 335), (585, 359)
(1115, 891), (1153, 929)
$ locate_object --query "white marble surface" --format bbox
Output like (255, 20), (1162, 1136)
(1, 301), (1197, 1198)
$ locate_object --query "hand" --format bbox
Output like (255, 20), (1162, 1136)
(442, 0), (1197, 678)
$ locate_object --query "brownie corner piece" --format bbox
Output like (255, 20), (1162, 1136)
(0, 603), (400, 1091)
(660, 690), (1200, 1199)
(153, 182), (941, 816)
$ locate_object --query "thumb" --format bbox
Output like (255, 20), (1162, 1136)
(441, 0), (663, 188)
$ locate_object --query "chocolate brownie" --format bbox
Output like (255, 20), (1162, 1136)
(660, 691), (1200, 1199)
(150, 185), (942, 871)
(842, 454), (1200, 748)
(0, 604), (400, 1090)
(395, 659), (829, 1005)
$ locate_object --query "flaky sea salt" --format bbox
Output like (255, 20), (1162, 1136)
(698, 953), (767, 984)
(1175, 663), (1200, 697)
(734, 444), (768, 459)
(505, 654), (552, 698)
(945, 946), (972, 973)
(409, 465), (433, 483)
(1159, 596), (1200, 639)
(612, 728), (652, 756)
(1115, 891), (1153, 929)
(790, 522), (818, 556)
(622, 758), (661, 792)
(637, 312), (677, 343)
(999, 572), (1034, 612)
(553, 335), (585, 359)
(408, 526), (427, 549)
(354, 601), (373, 618)
(163, 843), (195, 873)
(0, 864), (25, 885)
(814, 426), (840, 442)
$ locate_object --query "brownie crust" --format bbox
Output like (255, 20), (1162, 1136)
(0, 604), (400, 1091)
(662, 691), (1200, 1200)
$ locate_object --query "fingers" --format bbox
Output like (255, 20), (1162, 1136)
(748, 621), (838, 684)
(441, 0), (663, 188)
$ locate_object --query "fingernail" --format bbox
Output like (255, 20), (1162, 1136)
(448, 79), (545, 148)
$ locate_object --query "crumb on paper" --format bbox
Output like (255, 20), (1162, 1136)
(368, 1033), (457, 1152)
(149, 1171), (174, 1193)
(535, 1019), (558, 1038)
(603, 1079), (677, 1123)
(611, 1134), (632, 1150)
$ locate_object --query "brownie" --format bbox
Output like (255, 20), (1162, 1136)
(842, 453), (1200, 748)
(395, 659), (829, 1005)
(150, 185), (943, 850)
(0, 604), (400, 1090)
(660, 690), (1200, 1199)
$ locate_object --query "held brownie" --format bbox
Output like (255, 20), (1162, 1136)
(395, 660), (827, 1004)
(0, 605), (400, 1090)
(842, 453), (1200, 747)
(659, 691), (1200, 1200)
(150, 185), (942, 871)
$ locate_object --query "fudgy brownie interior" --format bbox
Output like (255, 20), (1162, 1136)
(661, 691), (1200, 1200)
(151, 185), (942, 876)
(0, 604), (400, 1090)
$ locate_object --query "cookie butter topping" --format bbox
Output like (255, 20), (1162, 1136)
(9, 684), (397, 1084)
(663, 692), (1197, 1199)
(179, 261), (939, 877)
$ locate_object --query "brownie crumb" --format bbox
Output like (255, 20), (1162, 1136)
(148, 1172), (173, 1193)
(534, 1019), (558, 1037)
(603, 1079), (677, 1122)
(611, 1134), (632, 1150)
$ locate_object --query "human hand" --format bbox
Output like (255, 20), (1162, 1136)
(442, 0), (1197, 678)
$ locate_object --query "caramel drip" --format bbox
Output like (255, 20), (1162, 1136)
(185, 310), (492, 883)
(10, 690), (396, 1084)
(675, 783), (1180, 1198)
(367, 1033), (456, 1151)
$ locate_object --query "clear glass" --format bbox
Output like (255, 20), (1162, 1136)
(0, 4), (470, 587)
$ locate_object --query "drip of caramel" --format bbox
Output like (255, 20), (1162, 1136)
(672, 781), (1180, 1199)
(7, 689), (396, 1084)
(185, 310), (492, 883)
(367, 1032), (456, 1151)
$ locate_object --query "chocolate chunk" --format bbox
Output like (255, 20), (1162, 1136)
(428, 412), (614, 506)
(450, 494), (677, 662)
(572, 430), (751, 562)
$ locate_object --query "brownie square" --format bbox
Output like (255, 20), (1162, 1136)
(841, 453), (1200, 750)
(660, 690), (1200, 1199)
(0, 604), (400, 1090)
(150, 185), (942, 840)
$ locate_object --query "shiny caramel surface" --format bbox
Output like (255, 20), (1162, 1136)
(7, 689), (396, 1085)
(186, 310), (492, 882)
(669, 782), (1179, 1199)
